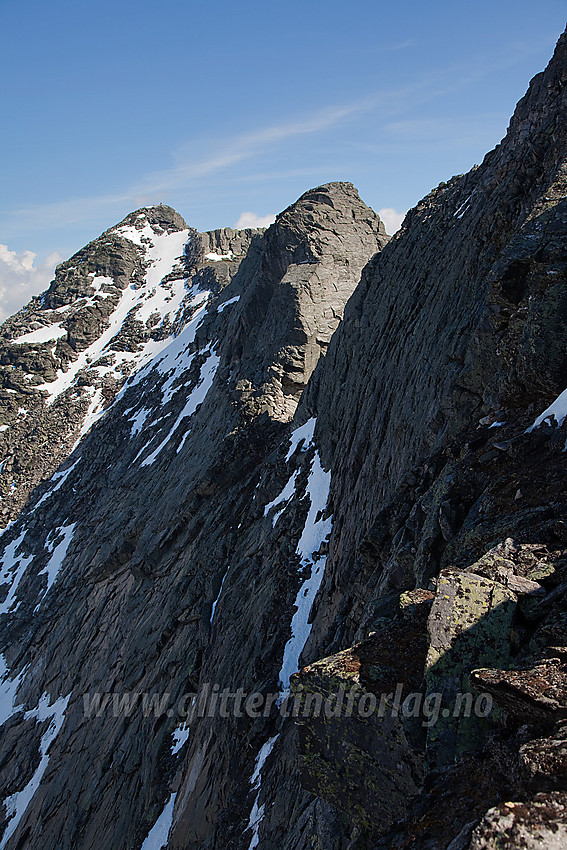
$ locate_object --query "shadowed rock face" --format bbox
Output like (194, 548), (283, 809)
(0, 27), (566, 850)
(299, 27), (567, 659)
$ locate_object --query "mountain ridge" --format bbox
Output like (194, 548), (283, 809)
(0, 29), (566, 850)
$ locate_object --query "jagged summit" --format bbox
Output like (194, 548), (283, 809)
(113, 203), (189, 232)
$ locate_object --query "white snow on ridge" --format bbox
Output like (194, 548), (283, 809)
(527, 387), (567, 433)
(246, 735), (280, 850)
(205, 251), (234, 262)
(278, 451), (332, 693)
(146, 230), (190, 288)
(119, 287), (210, 408)
(217, 295), (240, 313)
(34, 458), (81, 510)
(285, 418), (316, 462)
(140, 792), (177, 850)
(38, 523), (76, 596)
(454, 192), (474, 219)
(171, 724), (190, 756)
(0, 528), (34, 616)
(210, 564), (231, 623)
(37, 282), (150, 403)
(115, 223), (154, 247)
(0, 655), (24, 728)
(12, 325), (67, 345)
(139, 349), (220, 467)
(263, 470), (299, 527)
(36, 226), (192, 412)
(128, 405), (151, 437)
(89, 274), (114, 295)
(0, 691), (71, 850)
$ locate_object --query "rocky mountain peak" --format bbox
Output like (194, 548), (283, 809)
(113, 203), (189, 234)
(226, 181), (389, 421)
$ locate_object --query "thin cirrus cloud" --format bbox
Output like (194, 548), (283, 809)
(1, 42), (545, 244)
(0, 103), (366, 239)
(1, 71), (459, 240)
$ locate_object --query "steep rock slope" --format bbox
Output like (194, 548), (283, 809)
(273, 26), (567, 849)
(0, 206), (260, 522)
(0, 184), (387, 849)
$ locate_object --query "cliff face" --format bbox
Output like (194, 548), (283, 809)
(0, 29), (566, 850)
(287, 29), (567, 847)
(302, 22), (567, 652)
(0, 184), (387, 849)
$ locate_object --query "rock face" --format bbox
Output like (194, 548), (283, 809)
(0, 28), (567, 850)
(0, 184), (386, 849)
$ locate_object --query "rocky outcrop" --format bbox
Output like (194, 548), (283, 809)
(225, 182), (388, 421)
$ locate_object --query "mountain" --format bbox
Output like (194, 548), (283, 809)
(0, 28), (566, 850)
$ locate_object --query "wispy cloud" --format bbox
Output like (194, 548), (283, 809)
(382, 113), (507, 143)
(1, 38), (549, 242)
(234, 212), (277, 229)
(0, 104), (370, 238)
(378, 208), (405, 235)
(0, 245), (62, 321)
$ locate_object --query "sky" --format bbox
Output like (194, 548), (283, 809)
(0, 0), (565, 320)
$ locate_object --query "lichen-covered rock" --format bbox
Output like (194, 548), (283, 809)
(425, 569), (516, 765)
(468, 795), (567, 849)
(471, 660), (567, 725)
(520, 726), (567, 789)
(290, 590), (432, 836)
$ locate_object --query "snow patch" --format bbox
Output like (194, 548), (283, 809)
(89, 274), (114, 295)
(12, 325), (67, 345)
(0, 656), (24, 728)
(0, 527), (34, 616)
(146, 230), (190, 289)
(139, 349), (220, 467)
(278, 452), (332, 693)
(38, 523), (76, 596)
(246, 735), (279, 850)
(34, 458), (81, 510)
(263, 471), (299, 527)
(210, 565), (231, 623)
(285, 418), (316, 462)
(527, 388), (567, 433)
(140, 792), (177, 850)
(36, 226), (192, 408)
(171, 724), (190, 756)
(205, 251), (234, 262)
(454, 193), (474, 219)
(217, 295), (240, 313)
(0, 692), (71, 850)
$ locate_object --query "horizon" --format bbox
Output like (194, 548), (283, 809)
(1, 1), (565, 319)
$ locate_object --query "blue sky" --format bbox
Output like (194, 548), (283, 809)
(0, 0), (565, 317)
